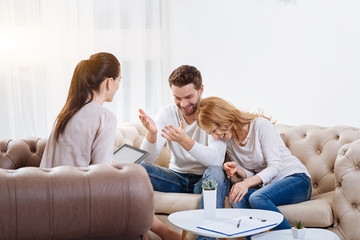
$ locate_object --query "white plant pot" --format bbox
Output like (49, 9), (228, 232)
(203, 189), (216, 219)
(291, 227), (306, 239)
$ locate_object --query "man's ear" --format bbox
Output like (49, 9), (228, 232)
(199, 84), (204, 96)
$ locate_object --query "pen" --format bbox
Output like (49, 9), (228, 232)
(249, 216), (267, 222)
(237, 219), (241, 228)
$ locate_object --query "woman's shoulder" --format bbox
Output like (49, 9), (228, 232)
(80, 101), (116, 122)
(253, 116), (271, 125)
(252, 117), (274, 131)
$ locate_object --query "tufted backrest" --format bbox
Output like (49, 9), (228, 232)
(0, 138), (46, 169)
(332, 139), (360, 240)
(115, 122), (360, 197)
(115, 122), (148, 149)
(0, 122), (167, 170)
(3, 122), (360, 198)
(276, 124), (360, 196)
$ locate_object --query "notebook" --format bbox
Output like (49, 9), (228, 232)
(197, 216), (278, 236)
(113, 144), (149, 164)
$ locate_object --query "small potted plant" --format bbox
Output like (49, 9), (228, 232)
(202, 178), (218, 190)
(202, 179), (218, 219)
(291, 221), (306, 239)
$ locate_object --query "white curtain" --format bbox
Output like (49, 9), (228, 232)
(0, 0), (171, 139)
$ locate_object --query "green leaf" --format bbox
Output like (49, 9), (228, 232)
(202, 179), (218, 190)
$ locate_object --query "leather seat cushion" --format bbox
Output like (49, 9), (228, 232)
(278, 191), (334, 227)
(154, 191), (201, 214)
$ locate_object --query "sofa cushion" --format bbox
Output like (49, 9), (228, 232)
(278, 191), (334, 227)
(154, 191), (201, 214)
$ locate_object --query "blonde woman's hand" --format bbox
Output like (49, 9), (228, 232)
(161, 121), (187, 143)
(223, 162), (238, 179)
(161, 121), (194, 151)
(229, 181), (249, 204)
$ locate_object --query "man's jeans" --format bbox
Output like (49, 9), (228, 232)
(140, 162), (229, 208)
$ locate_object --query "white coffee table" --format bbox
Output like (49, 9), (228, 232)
(168, 209), (284, 240)
(251, 228), (340, 240)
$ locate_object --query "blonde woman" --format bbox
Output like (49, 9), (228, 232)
(196, 96), (311, 230)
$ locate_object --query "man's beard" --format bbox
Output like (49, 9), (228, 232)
(177, 97), (201, 116)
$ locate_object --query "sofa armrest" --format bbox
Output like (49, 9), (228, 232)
(0, 163), (154, 240)
(332, 139), (360, 240)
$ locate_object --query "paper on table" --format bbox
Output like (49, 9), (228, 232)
(197, 215), (278, 236)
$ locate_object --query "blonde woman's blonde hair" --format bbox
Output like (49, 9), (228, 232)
(196, 97), (271, 146)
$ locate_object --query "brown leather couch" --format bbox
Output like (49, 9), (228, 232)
(116, 122), (360, 240)
(0, 138), (154, 240)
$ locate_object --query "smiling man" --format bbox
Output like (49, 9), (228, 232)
(138, 65), (229, 211)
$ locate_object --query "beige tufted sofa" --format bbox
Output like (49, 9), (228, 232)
(116, 121), (360, 240)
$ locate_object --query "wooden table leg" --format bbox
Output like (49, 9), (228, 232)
(181, 230), (188, 240)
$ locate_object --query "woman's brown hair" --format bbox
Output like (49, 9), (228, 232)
(54, 52), (120, 141)
(196, 97), (271, 146)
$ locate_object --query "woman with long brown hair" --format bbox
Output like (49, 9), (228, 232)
(41, 52), (120, 167)
(196, 96), (311, 231)
(40, 52), (182, 240)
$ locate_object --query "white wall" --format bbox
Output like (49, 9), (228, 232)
(166, 0), (360, 127)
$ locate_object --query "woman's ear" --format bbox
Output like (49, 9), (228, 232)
(105, 77), (113, 90)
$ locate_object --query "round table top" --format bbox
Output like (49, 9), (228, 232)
(251, 228), (340, 240)
(168, 208), (284, 238)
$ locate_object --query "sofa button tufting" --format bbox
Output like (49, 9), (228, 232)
(316, 150), (321, 154)
(314, 183), (318, 188)
(352, 204), (357, 208)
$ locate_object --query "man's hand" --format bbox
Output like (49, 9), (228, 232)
(139, 109), (157, 133)
(161, 121), (194, 151)
(223, 162), (238, 179)
(229, 181), (249, 204)
(139, 109), (157, 143)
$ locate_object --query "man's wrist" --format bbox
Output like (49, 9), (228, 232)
(146, 131), (157, 143)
